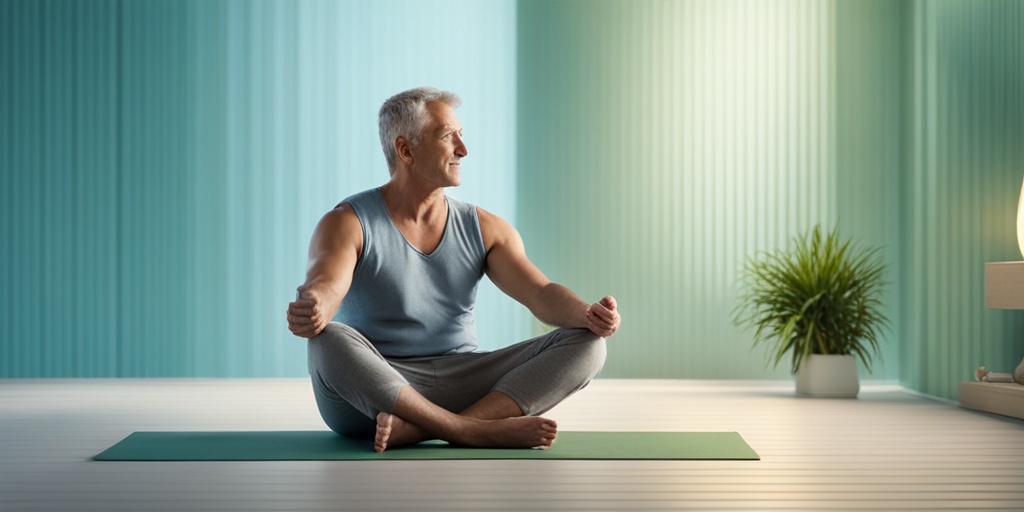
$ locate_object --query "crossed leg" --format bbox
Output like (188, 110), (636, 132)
(373, 387), (557, 452)
(308, 323), (603, 452)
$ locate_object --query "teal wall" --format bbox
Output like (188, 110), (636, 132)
(4, 1), (1024, 398)
(833, 0), (905, 380)
(1, 0), (522, 377)
(900, 0), (1024, 398)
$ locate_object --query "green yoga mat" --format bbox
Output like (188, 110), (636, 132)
(94, 431), (758, 461)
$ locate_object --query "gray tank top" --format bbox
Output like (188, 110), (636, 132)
(333, 188), (487, 357)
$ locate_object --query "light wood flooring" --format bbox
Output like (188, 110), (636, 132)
(2, 379), (1023, 511)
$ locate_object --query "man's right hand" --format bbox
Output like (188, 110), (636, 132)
(287, 287), (332, 339)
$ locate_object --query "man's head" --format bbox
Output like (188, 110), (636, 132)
(379, 87), (462, 173)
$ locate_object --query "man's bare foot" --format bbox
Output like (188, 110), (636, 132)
(375, 412), (558, 452)
(374, 412), (394, 453)
(375, 412), (430, 452)
(456, 416), (558, 449)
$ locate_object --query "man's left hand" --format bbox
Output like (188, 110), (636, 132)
(586, 295), (620, 338)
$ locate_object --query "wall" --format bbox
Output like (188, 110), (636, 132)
(517, 0), (908, 379)
(900, 0), (1024, 398)
(832, 1), (905, 379)
(0, 0), (522, 377)
(4, 0), (1024, 392)
(515, 0), (1024, 391)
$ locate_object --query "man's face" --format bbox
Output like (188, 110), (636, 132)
(410, 101), (468, 188)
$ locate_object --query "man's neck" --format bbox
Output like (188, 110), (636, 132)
(379, 180), (447, 225)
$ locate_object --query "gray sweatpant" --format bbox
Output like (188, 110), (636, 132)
(307, 322), (607, 437)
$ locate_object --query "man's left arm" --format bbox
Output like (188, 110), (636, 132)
(478, 207), (620, 338)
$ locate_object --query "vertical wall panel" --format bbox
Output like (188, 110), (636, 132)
(833, 0), (905, 379)
(1, 0), (520, 377)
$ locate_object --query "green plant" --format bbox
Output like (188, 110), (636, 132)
(732, 224), (889, 374)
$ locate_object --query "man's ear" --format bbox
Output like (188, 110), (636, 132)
(395, 137), (414, 165)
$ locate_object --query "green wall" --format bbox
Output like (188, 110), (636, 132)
(517, 0), (1024, 396)
(517, 0), (895, 379)
(4, 0), (1024, 398)
(833, 0), (905, 380)
(900, 0), (1024, 398)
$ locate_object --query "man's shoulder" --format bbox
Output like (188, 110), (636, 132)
(474, 205), (519, 250)
(309, 203), (363, 259)
(336, 187), (381, 210)
(473, 205), (512, 226)
(333, 188), (391, 229)
(317, 204), (360, 234)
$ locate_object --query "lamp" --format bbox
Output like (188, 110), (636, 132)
(987, 175), (1024, 308)
(965, 175), (1024, 420)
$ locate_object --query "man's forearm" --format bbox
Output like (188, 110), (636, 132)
(529, 282), (590, 329)
(300, 276), (346, 316)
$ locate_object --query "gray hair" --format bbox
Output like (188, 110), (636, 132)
(378, 87), (462, 172)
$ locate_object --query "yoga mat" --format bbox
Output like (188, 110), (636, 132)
(94, 431), (759, 461)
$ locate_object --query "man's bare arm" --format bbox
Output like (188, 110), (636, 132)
(478, 207), (620, 338)
(286, 205), (362, 339)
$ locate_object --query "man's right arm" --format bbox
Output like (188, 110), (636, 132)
(286, 204), (362, 339)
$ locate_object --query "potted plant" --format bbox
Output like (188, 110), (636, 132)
(733, 224), (889, 397)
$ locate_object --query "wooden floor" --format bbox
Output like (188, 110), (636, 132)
(2, 379), (1023, 511)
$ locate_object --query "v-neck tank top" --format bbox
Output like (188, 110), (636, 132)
(333, 188), (487, 357)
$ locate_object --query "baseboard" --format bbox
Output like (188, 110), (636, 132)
(957, 381), (1024, 421)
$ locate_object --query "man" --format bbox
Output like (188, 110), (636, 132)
(286, 87), (620, 452)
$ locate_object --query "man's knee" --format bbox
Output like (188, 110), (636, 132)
(306, 322), (406, 425)
(310, 376), (377, 438)
(552, 328), (607, 375)
(499, 329), (607, 416)
(307, 322), (365, 370)
(309, 322), (354, 347)
(536, 328), (606, 387)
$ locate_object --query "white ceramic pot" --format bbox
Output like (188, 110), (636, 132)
(795, 354), (860, 398)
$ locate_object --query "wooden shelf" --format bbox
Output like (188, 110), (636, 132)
(958, 381), (1024, 421)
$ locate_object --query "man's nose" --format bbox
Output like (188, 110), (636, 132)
(454, 135), (468, 157)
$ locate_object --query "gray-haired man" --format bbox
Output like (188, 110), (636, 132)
(286, 87), (620, 452)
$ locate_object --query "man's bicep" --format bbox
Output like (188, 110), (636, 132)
(304, 207), (361, 297)
(484, 222), (550, 308)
